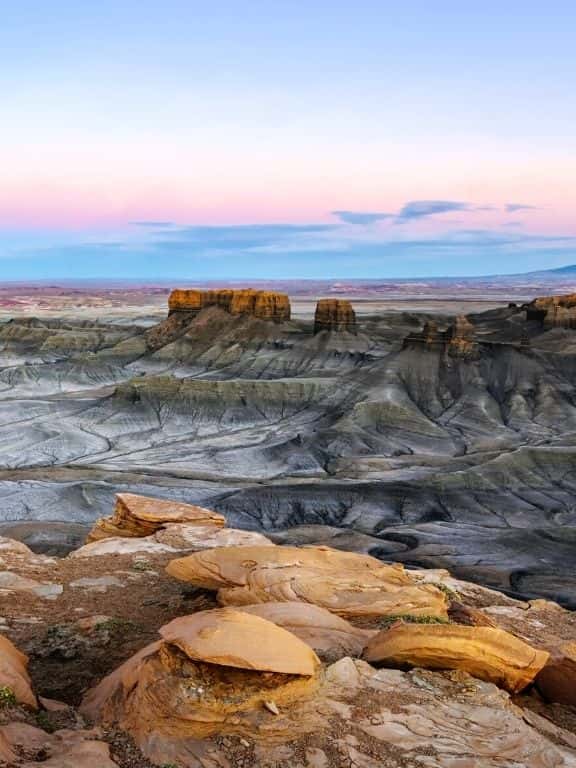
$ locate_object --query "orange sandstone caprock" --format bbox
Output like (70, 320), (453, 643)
(168, 288), (291, 322)
(314, 299), (356, 334)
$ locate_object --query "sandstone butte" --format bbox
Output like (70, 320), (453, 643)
(526, 292), (576, 328)
(86, 492), (226, 543)
(313, 298), (357, 334)
(165, 545), (449, 620)
(363, 622), (550, 694)
(536, 641), (576, 706)
(403, 315), (479, 358)
(445, 314), (479, 358)
(80, 609), (321, 749)
(168, 288), (291, 322)
(0, 634), (37, 709)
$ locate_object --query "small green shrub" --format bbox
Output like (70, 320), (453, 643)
(377, 614), (451, 630)
(434, 583), (461, 601)
(0, 686), (16, 707)
(95, 617), (137, 633)
(35, 710), (56, 733)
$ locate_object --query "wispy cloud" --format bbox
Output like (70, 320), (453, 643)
(397, 200), (473, 220)
(331, 210), (393, 226)
(0, 200), (571, 280)
(505, 204), (539, 213)
(131, 221), (176, 228)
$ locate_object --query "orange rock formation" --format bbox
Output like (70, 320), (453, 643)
(86, 493), (225, 543)
(168, 288), (291, 322)
(403, 315), (479, 358)
(536, 641), (576, 706)
(160, 608), (320, 675)
(236, 603), (375, 660)
(526, 292), (576, 329)
(81, 609), (321, 751)
(363, 623), (549, 693)
(314, 299), (357, 334)
(445, 315), (479, 358)
(166, 545), (449, 620)
(0, 634), (37, 709)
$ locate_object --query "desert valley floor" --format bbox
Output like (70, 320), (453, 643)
(0, 290), (575, 608)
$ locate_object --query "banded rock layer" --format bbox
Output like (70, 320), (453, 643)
(166, 545), (449, 620)
(526, 292), (576, 328)
(314, 298), (357, 333)
(86, 493), (225, 543)
(168, 288), (291, 322)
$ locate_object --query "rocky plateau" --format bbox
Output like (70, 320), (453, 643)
(0, 492), (575, 766)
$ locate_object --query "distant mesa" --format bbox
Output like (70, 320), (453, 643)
(403, 314), (479, 359)
(168, 288), (291, 323)
(314, 299), (357, 334)
(525, 293), (576, 329)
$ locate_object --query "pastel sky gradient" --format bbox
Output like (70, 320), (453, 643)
(1, 1), (575, 279)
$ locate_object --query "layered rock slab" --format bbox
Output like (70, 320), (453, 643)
(219, 570), (448, 620)
(72, 525), (273, 558)
(86, 493), (225, 543)
(165, 545), (412, 591)
(363, 622), (549, 693)
(166, 545), (449, 620)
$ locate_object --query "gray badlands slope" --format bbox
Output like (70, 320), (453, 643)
(0, 304), (575, 606)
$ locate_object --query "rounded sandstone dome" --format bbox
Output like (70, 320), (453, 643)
(159, 608), (320, 676)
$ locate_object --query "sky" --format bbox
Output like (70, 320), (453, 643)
(0, 1), (575, 280)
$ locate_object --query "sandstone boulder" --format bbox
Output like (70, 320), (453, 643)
(86, 493), (225, 543)
(536, 642), (576, 706)
(0, 723), (118, 767)
(154, 523), (274, 551)
(0, 536), (34, 556)
(166, 545), (410, 591)
(314, 299), (357, 334)
(363, 623), (549, 693)
(70, 536), (178, 558)
(159, 608), (320, 675)
(220, 569), (449, 620)
(0, 572), (63, 600)
(166, 545), (448, 620)
(81, 609), (320, 753)
(0, 634), (37, 708)
(236, 603), (374, 660)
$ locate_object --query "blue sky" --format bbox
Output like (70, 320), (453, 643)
(0, 1), (574, 279)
